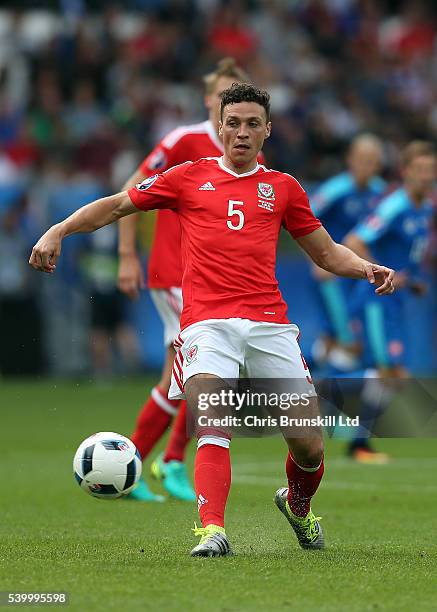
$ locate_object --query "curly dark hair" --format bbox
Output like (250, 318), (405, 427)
(220, 83), (271, 122)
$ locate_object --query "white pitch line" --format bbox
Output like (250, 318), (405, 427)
(232, 474), (437, 493)
(234, 457), (437, 472)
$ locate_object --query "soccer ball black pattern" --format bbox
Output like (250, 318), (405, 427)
(73, 432), (142, 499)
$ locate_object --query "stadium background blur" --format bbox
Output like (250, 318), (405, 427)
(1, 0), (437, 378)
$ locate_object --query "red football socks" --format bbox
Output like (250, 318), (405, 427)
(131, 386), (178, 460)
(163, 401), (191, 463)
(286, 452), (324, 517)
(194, 444), (231, 528)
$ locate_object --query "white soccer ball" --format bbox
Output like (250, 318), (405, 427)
(73, 432), (142, 499)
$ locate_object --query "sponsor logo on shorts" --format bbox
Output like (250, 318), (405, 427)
(185, 344), (198, 365)
(136, 174), (159, 190)
(257, 182), (275, 200)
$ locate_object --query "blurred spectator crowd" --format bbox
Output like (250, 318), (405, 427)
(0, 0), (437, 376)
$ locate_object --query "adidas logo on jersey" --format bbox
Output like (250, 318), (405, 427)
(199, 182), (215, 191)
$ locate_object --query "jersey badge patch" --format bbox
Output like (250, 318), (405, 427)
(257, 182), (275, 200)
(185, 344), (198, 365)
(136, 175), (159, 191)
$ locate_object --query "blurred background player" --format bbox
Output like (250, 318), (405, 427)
(117, 58), (258, 501)
(344, 141), (436, 460)
(82, 226), (141, 378)
(310, 134), (386, 374)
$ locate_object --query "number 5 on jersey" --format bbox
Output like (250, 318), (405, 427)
(227, 200), (244, 231)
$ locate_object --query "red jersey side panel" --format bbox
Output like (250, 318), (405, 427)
(138, 121), (265, 288)
(129, 157), (321, 329)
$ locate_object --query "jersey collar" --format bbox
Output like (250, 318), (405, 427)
(400, 187), (432, 211)
(217, 156), (260, 178)
(205, 120), (224, 152)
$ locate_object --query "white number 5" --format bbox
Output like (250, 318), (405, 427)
(227, 200), (244, 231)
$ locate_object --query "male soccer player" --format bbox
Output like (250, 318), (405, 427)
(344, 141), (436, 455)
(310, 134), (388, 462)
(29, 83), (394, 557)
(118, 58), (256, 502)
(310, 134), (385, 374)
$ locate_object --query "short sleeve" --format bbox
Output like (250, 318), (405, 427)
(127, 162), (192, 212)
(139, 144), (170, 176)
(283, 177), (321, 239)
(354, 197), (403, 245)
(355, 214), (390, 244)
(310, 187), (333, 217)
(138, 127), (186, 176)
(310, 173), (353, 217)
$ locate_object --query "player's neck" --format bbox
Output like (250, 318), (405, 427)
(221, 154), (258, 175)
(354, 178), (369, 190)
(406, 185), (426, 207)
(352, 172), (371, 190)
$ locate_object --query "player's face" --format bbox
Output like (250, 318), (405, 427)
(348, 145), (382, 186)
(404, 155), (437, 197)
(219, 102), (271, 170)
(205, 76), (239, 133)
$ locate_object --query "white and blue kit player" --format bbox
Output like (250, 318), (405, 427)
(344, 141), (436, 461)
(351, 189), (433, 370)
(310, 135), (385, 371)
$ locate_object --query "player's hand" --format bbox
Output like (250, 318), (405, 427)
(118, 252), (145, 300)
(364, 263), (395, 295)
(29, 225), (62, 273)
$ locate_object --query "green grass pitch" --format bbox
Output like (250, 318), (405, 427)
(1, 379), (436, 611)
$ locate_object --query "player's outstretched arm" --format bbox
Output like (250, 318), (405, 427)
(297, 226), (394, 295)
(343, 232), (373, 261)
(118, 168), (147, 300)
(29, 191), (136, 274)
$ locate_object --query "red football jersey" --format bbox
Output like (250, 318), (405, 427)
(128, 157), (321, 330)
(138, 120), (264, 288)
